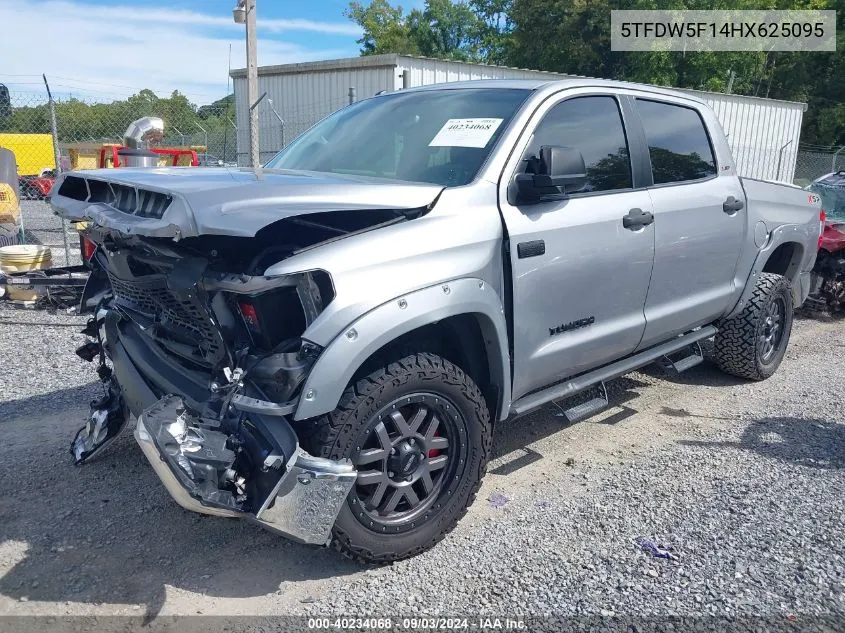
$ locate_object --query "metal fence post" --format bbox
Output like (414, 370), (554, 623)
(266, 98), (285, 149)
(42, 75), (71, 267)
(832, 146), (845, 173)
(776, 139), (793, 183)
(348, 87), (356, 105)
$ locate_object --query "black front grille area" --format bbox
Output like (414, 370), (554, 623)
(57, 175), (171, 219)
(107, 271), (226, 366)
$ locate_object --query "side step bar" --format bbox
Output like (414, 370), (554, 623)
(657, 341), (704, 375)
(509, 326), (717, 418)
(552, 382), (609, 424)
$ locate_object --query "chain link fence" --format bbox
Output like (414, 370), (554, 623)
(794, 145), (845, 188)
(0, 87), (350, 265)
(1, 84), (844, 265)
(238, 95), (354, 167)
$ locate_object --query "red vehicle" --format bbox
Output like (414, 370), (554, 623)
(805, 171), (845, 314)
(19, 169), (56, 200)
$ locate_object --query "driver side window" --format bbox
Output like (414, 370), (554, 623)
(524, 96), (632, 193)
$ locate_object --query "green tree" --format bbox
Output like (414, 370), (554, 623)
(346, 0), (499, 62)
(345, 0), (421, 55)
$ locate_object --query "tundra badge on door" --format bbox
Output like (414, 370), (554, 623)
(549, 316), (595, 336)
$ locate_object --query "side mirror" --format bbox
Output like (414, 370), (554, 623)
(515, 145), (588, 203)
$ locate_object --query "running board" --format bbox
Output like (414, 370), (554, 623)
(552, 382), (609, 423)
(657, 341), (704, 375)
(509, 326), (717, 418)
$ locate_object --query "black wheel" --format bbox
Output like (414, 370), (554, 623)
(714, 272), (793, 380)
(300, 352), (491, 563)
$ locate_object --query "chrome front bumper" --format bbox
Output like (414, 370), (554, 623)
(134, 407), (356, 545)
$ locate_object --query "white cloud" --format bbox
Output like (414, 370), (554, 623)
(0, 0), (360, 102)
(9, 1), (363, 35)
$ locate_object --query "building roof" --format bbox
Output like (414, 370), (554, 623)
(231, 54), (807, 110)
(229, 53), (570, 79)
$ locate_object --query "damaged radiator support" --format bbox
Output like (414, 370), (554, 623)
(134, 395), (356, 545)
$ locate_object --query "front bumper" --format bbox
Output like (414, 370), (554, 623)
(134, 404), (356, 544)
(99, 308), (356, 545)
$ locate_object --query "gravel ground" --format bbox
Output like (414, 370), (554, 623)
(0, 300), (842, 631)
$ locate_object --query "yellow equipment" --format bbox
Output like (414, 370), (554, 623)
(0, 182), (20, 224)
(0, 133), (56, 176)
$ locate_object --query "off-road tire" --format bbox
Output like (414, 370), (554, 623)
(714, 272), (793, 380)
(299, 352), (492, 564)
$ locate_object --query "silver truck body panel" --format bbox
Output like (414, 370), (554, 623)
(494, 87), (658, 400)
(263, 183), (506, 348)
(294, 277), (510, 421)
(726, 177), (820, 316)
(52, 167), (444, 238)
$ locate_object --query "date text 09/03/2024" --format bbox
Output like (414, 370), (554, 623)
(307, 617), (527, 630)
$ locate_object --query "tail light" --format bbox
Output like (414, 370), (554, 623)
(819, 209), (826, 248)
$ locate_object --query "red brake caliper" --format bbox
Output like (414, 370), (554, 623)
(428, 430), (441, 458)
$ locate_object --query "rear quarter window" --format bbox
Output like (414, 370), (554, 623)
(636, 99), (717, 185)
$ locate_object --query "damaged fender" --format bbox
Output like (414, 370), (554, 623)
(294, 277), (512, 422)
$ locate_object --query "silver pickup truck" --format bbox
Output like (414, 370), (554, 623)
(51, 79), (823, 563)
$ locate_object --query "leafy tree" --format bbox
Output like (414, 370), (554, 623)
(346, 0), (500, 62)
(345, 0), (422, 55)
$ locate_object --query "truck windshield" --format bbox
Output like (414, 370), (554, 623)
(264, 88), (531, 187)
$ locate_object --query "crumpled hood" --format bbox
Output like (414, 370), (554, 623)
(49, 167), (444, 239)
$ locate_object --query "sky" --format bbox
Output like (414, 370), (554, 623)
(0, 0), (385, 105)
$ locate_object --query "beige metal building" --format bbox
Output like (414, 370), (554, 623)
(231, 53), (806, 181)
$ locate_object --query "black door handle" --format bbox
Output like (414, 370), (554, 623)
(723, 196), (744, 214)
(622, 208), (654, 230)
(517, 240), (545, 258)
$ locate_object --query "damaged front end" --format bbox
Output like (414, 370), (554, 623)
(135, 395), (356, 543)
(68, 221), (363, 545)
(50, 164), (442, 545)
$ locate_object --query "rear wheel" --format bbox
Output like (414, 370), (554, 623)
(300, 352), (491, 563)
(714, 272), (793, 380)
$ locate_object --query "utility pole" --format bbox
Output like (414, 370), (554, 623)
(233, 0), (259, 167)
(246, 0), (259, 168)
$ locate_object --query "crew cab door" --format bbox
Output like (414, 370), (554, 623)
(497, 92), (656, 402)
(632, 97), (746, 349)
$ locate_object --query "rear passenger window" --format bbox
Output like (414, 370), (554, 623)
(524, 96), (632, 193)
(636, 99), (716, 184)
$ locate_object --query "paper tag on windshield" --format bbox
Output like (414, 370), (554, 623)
(428, 118), (503, 148)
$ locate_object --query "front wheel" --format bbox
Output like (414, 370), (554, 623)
(714, 272), (794, 380)
(300, 352), (492, 563)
